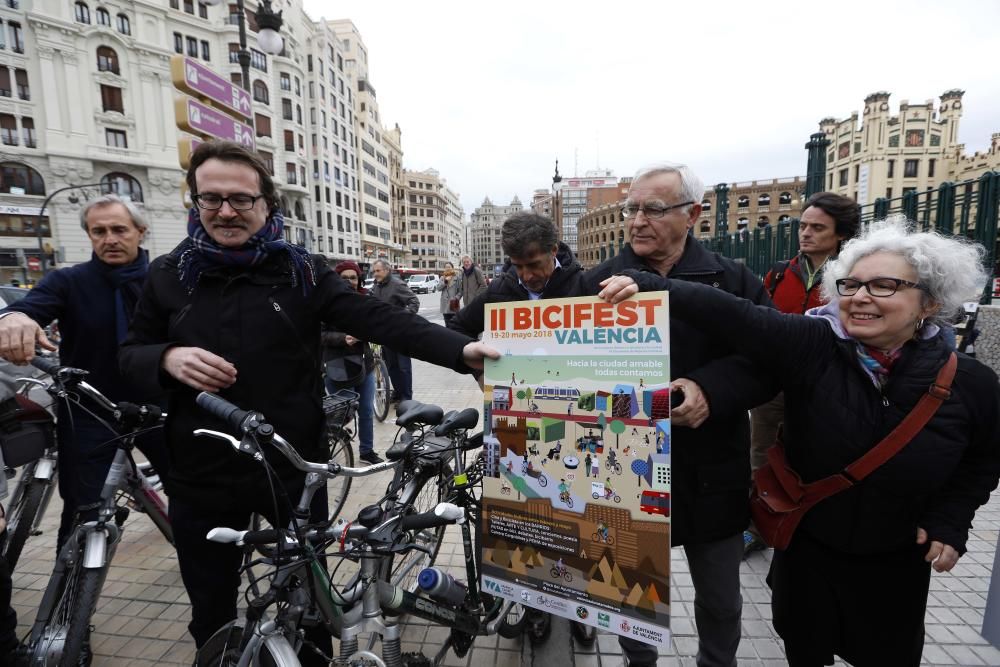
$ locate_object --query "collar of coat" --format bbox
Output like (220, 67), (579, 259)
(622, 234), (727, 277)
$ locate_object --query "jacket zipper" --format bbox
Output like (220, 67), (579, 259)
(267, 295), (318, 367)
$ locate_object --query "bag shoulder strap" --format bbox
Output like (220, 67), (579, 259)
(844, 352), (957, 482)
(765, 260), (791, 297)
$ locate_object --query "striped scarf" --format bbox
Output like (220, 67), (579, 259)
(855, 343), (902, 388)
(176, 206), (315, 294)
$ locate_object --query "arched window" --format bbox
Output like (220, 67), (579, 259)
(252, 80), (269, 104)
(96, 7), (111, 26)
(737, 195), (750, 208)
(97, 46), (120, 74)
(75, 2), (90, 23)
(699, 221), (711, 233)
(779, 192), (792, 205)
(0, 162), (46, 195)
(701, 199), (711, 211)
(758, 193), (771, 206)
(737, 217), (749, 228)
(101, 172), (143, 202)
(778, 214), (791, 223)
(757, 216), (770, 228)
(116, 13), (130, 35)
(294, 200), (304, 220)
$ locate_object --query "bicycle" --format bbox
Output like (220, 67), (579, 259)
(193, 395), (527, 666)
(321, 389), (359, 520)
(592, 531), (615, 545)
(369, 343), (392, 423)
(549, 565), (572, 583)
(18, 356), (172, 666)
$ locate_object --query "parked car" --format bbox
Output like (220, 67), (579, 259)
(406, 274), (440, 294)
(363, 278), (375, 292)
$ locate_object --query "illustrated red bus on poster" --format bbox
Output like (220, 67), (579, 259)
(480, 293), (671, 647)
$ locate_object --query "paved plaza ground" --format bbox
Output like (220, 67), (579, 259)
(9, 294), (1000, 665)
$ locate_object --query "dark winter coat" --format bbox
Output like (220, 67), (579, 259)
(583, 237), (777, 546)
(644, 278), (1000, 555)
(119, 249), (472, 508)
(371, 274), (419, 314)
(449, 243), (586, 338)
(459, 264), (488, 305)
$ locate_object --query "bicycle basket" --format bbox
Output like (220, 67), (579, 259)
(0, 396), (54, 468)
(324, 389), (360, 431)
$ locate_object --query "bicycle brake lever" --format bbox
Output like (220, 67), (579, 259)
(193, 428), (263, 461)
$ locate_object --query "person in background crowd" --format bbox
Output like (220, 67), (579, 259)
(0, 194), (169, 552)
(583, 162), (776, 667)
(600, 217), (1000, 667)
(459, 254), (488, 308)
(437, 261), (462, 327)
(321, 260), (382, 464)
(744, 191), (860, 556)
(370, 259), (419, 403)
(118, 140), (495, 659)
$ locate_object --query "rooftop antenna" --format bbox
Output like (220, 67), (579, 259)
(596, 130), (600, 170)
(573, 148), (578, 178)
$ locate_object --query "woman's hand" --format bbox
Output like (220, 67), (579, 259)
(916, 527), (960, 572)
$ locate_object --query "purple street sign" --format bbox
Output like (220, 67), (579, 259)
(175, 97), (255, 149)
(171, 55), (251, 121)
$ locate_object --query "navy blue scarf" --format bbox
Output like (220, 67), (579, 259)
(98, 250), (149, 343)
(175, 206), (315, 294)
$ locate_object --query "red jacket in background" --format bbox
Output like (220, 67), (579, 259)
(764, 254), (828, 315)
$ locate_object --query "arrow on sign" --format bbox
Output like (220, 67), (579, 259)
(175, 96), (255, 149)
(171, 55), (252, 121)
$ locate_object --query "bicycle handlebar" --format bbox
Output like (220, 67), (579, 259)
(29, 355), (60, 376)
(31, 356), (161, 425)
(195, 392), (253, 433)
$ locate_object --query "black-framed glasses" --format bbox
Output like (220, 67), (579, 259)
(192, 193), (264, 211)
(835, 277), (930, 298)
(621, 201), (694, 220)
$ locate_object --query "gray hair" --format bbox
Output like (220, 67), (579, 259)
(372, 259), (391, 271)
(79, 194), (148, 232)
(821, 215), (988, 325)
(631, 162), (705, 213)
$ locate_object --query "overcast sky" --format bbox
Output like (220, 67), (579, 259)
(301, 0), (1000, 216)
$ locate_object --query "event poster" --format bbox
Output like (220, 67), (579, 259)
(480, 293), (671, 646)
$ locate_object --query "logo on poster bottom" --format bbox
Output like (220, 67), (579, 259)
(520, 591), (532, 603)
(598, 612), (611, 628)
(576, 606), (589, 620)
(620, 620), (631, 633)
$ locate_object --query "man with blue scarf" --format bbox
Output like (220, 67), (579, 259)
(0, 194), (169, 550)
(119, 140), (497, 662)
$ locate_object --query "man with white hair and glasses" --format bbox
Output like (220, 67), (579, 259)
(583, 164), (777, 667)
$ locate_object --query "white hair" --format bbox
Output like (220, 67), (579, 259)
(631, 162), (705, 213)
(822, 215), (988, 325)
(79, 194), (147, 232)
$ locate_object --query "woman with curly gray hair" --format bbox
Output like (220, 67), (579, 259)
(599, 217), (1000, 666)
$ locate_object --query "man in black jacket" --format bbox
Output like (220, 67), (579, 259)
(448, 212), (585, 338)
(119, 140), (496, 659)
(582, 163), (775, 667)
(370, 259), (419, 402)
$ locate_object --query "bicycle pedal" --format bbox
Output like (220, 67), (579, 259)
(448, 629), (474, 658)
(399, 652), (430, 667)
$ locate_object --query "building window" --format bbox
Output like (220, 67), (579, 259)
(254, 113), (271, 137)
(198, 2), (207, 18)
(14, 68), (28, 100)
(757, 193), (770, 206)
(0, 114), (16, 145)
(174, 33), (183, 54)
(101, 172), (142, 202)
(0, 69), (9, 97)
(1, 162), (45, 194)
(887, 159), (894, 178)
(281, 98), (292, 120)
(9, 22), (24, 53)
(928, 159), (935, 178)
(21, 117), (34, 148)
(258, 151), (273, 176)
(283, 129), (294, 151)
(200, 40), (210, 61)
(285, 163), (296, 184)
(183, 0), (194, 13)
(105, 128), (127, 148)
(904, 159), (918, 178)
(250, 49), (267, 72)
(779, 191), (792, 205)
(737, 195), (749, 208)
(100, 85), (123, 113)
(280, 72), (291, 91)
(186, 36), (198, 58)
(96, 7), (110, 26)
(74, 2), (90, 24)
(97, 46), (120, 74)
(252, 80), (268, 104)
(838, 168), (848, 187)
(699, 221), (711, 234)
(701, 199), (711, 211)
(228, 43), (239, 63)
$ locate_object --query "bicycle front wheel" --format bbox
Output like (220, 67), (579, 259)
(57, 565), (105, 666)
(3, 473), (47, 572)
(373, 359), (391, 423)
(196, 621), (299, 667)
(326, 427), (355, 520)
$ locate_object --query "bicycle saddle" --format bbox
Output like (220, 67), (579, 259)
(395, 402), (444, 429)
(432, 408), (479, 436)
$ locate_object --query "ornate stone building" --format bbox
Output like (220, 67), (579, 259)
(468, 195), (522, 274)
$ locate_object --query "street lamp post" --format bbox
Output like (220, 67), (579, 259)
(204, 0), (284, 93)
(35, 182), (105, 276)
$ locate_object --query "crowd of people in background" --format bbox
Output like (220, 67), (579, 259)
(0, 140), (996, 667)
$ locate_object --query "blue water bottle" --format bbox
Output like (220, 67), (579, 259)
(417, 567), (467, 605)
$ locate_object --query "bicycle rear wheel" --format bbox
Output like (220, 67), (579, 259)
(326, 427), (355, 520)
(380, 466), (448, 592)
(2, 471), (47, 572)
(373, 359), (391, 423)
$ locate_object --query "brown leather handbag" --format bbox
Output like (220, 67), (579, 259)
(750, 352), (957, 550)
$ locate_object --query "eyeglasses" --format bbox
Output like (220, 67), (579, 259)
(621, 201), (694, 220)
(835, 277), (929, 298)
(192, 193), (264, 211)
